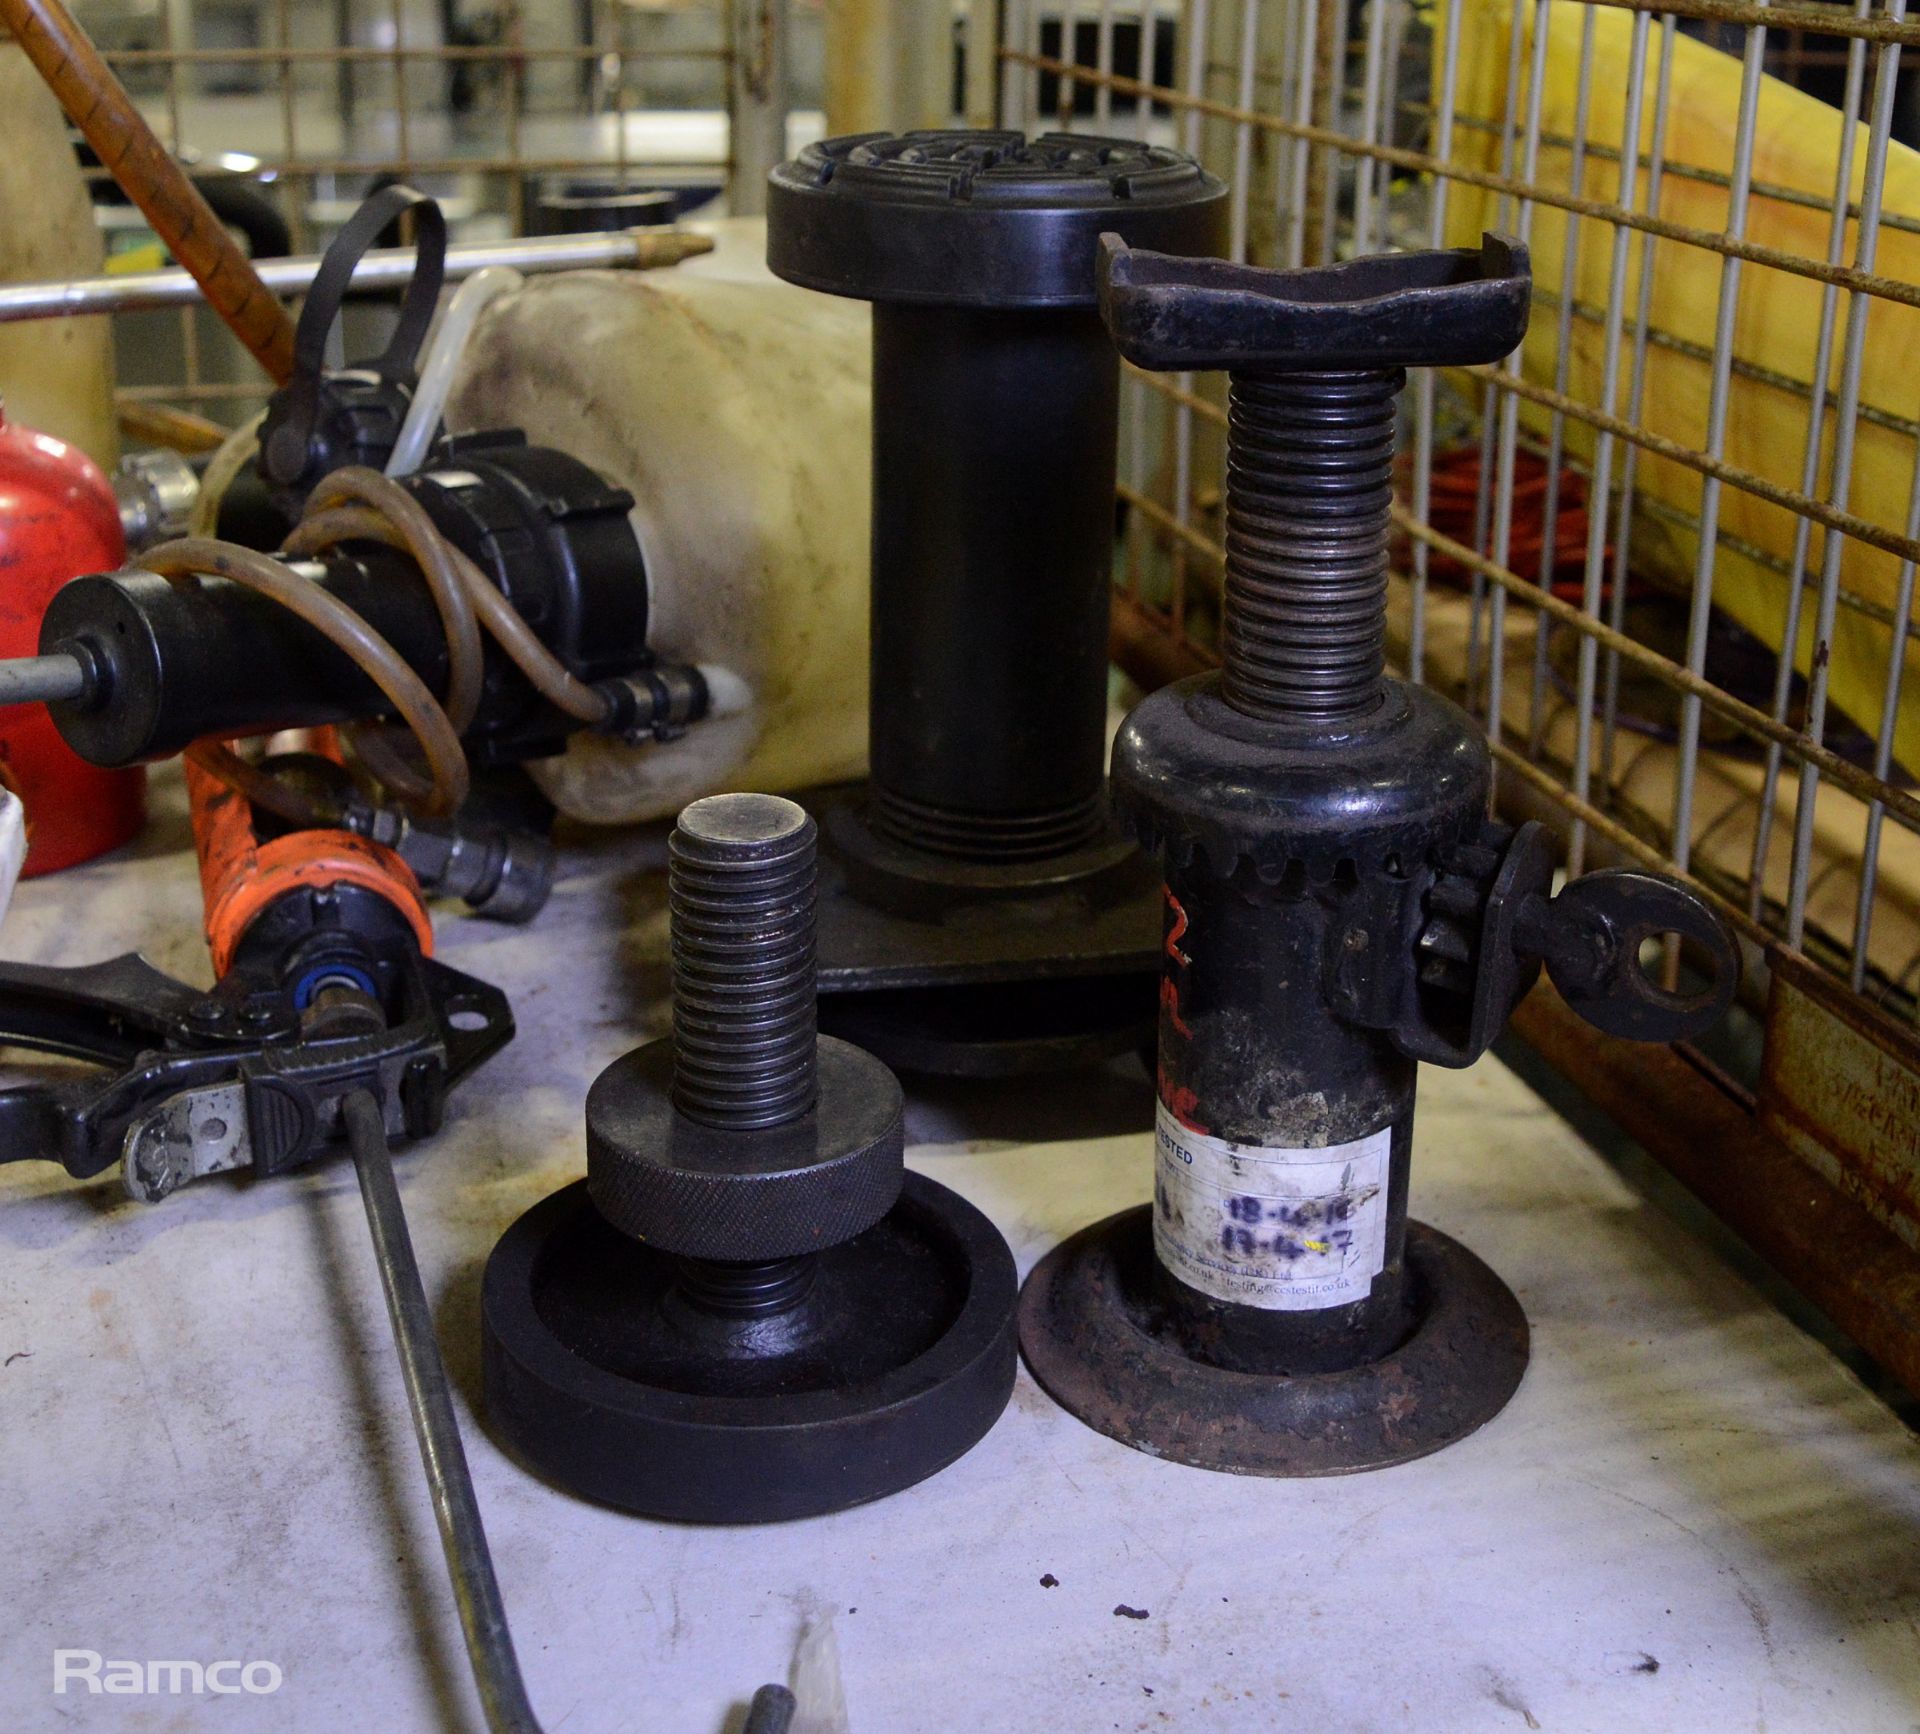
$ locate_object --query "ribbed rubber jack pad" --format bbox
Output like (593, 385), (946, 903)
(768, 130), (1229, 309)
(481, 1170), (1019, 1521)
(1018, 1208), (1528, 1475)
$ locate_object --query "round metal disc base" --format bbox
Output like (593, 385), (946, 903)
(1018, 1207), (1528, 1476)
(482, 1171), (1018, 1522)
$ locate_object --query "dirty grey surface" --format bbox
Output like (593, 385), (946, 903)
(2, 770), (1918, 1732)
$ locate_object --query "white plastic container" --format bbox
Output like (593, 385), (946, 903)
(444, 218), (871, 825)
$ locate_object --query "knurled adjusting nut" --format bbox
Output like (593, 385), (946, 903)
(1110, 678), (1493, 886)
(586, 1036), (905, 1262)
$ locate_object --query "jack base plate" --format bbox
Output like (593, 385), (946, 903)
(805, 783), (1161, 1077)
(482, 1172), (1018, 1522)
(1018, 1207), (1528, 1475)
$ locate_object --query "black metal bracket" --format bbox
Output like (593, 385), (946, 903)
(1383, 820), (1739, 1066)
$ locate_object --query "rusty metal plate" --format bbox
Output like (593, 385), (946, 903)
(1017, 1206), (1529, 1476)
(1760, 955), (1920, 1254)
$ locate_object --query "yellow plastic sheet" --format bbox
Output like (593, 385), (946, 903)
(1444, 1), (1920, 774)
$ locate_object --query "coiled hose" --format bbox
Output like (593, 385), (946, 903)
(150, 465), (613, 825)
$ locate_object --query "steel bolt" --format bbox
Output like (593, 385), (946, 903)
(667, 793), (819, 1132)
(659, 794), (825, 1315)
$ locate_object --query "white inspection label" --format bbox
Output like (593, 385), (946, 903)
(1153, 1100), (1392, 1311)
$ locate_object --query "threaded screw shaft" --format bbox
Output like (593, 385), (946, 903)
(672, 1255), (818, 1317)
(668, 793), (820, 1131)
(1220, 367), (1403, 726)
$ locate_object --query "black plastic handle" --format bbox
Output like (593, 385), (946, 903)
(262, 184), (448, 483)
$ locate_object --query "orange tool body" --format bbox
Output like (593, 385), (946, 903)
(185, 746), (431, 978)
(0, 738), (509, 1197)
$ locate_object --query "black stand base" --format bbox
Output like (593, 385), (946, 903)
(1018, 1208), (1528, 1476)
(481, 1171), (1018, 1522)
(806, 783), (1161, 1077)
(818, 974), (1158, 1078)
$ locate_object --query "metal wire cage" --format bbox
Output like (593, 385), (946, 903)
(71, 0), (793, 421)
(984, 0), (1920, 1387)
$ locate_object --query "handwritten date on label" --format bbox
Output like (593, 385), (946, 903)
(1153, 1102), (1391, 1311)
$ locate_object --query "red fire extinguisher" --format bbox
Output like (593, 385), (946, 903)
(0, 407), (145, 875)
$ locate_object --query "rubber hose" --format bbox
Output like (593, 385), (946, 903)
(300, 466), (607, 727)
(145, 537), (469, 817)
(387, 266), (523, 478)
(290, 470), (487, 732)
(191, 413), (265, 537)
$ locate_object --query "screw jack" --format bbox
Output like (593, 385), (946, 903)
(482, 794), (1019, 1519)
(1019, 236), (1739, 1475)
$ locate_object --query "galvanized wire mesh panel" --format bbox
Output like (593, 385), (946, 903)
(1000, 0), (1920, 1032)
(71, 0), (762, 421)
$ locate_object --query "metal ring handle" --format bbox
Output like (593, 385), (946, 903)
(1541, 869), (1740, 1043)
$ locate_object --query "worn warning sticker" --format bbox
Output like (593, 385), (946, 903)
(1153, 1101), (1391, 1311)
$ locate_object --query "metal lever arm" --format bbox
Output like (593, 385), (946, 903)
(0, 953), (235, 1180)
(344, 1092), (798, 1733)
(0, 949), (511, 1192)
(0, 952), (211, 1063)
(1517, 869), (1740, 1043)
(344, 1090), (546, 1734)
(1393, 823), (1739, 1065)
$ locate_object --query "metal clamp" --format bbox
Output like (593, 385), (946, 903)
(0, 946), (511, 1201)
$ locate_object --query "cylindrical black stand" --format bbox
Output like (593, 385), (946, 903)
(767, 130), (1229, 1074)
(868, 304), (1119, 861)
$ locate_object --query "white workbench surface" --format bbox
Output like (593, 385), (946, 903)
(4, 777), (1919, 1734)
